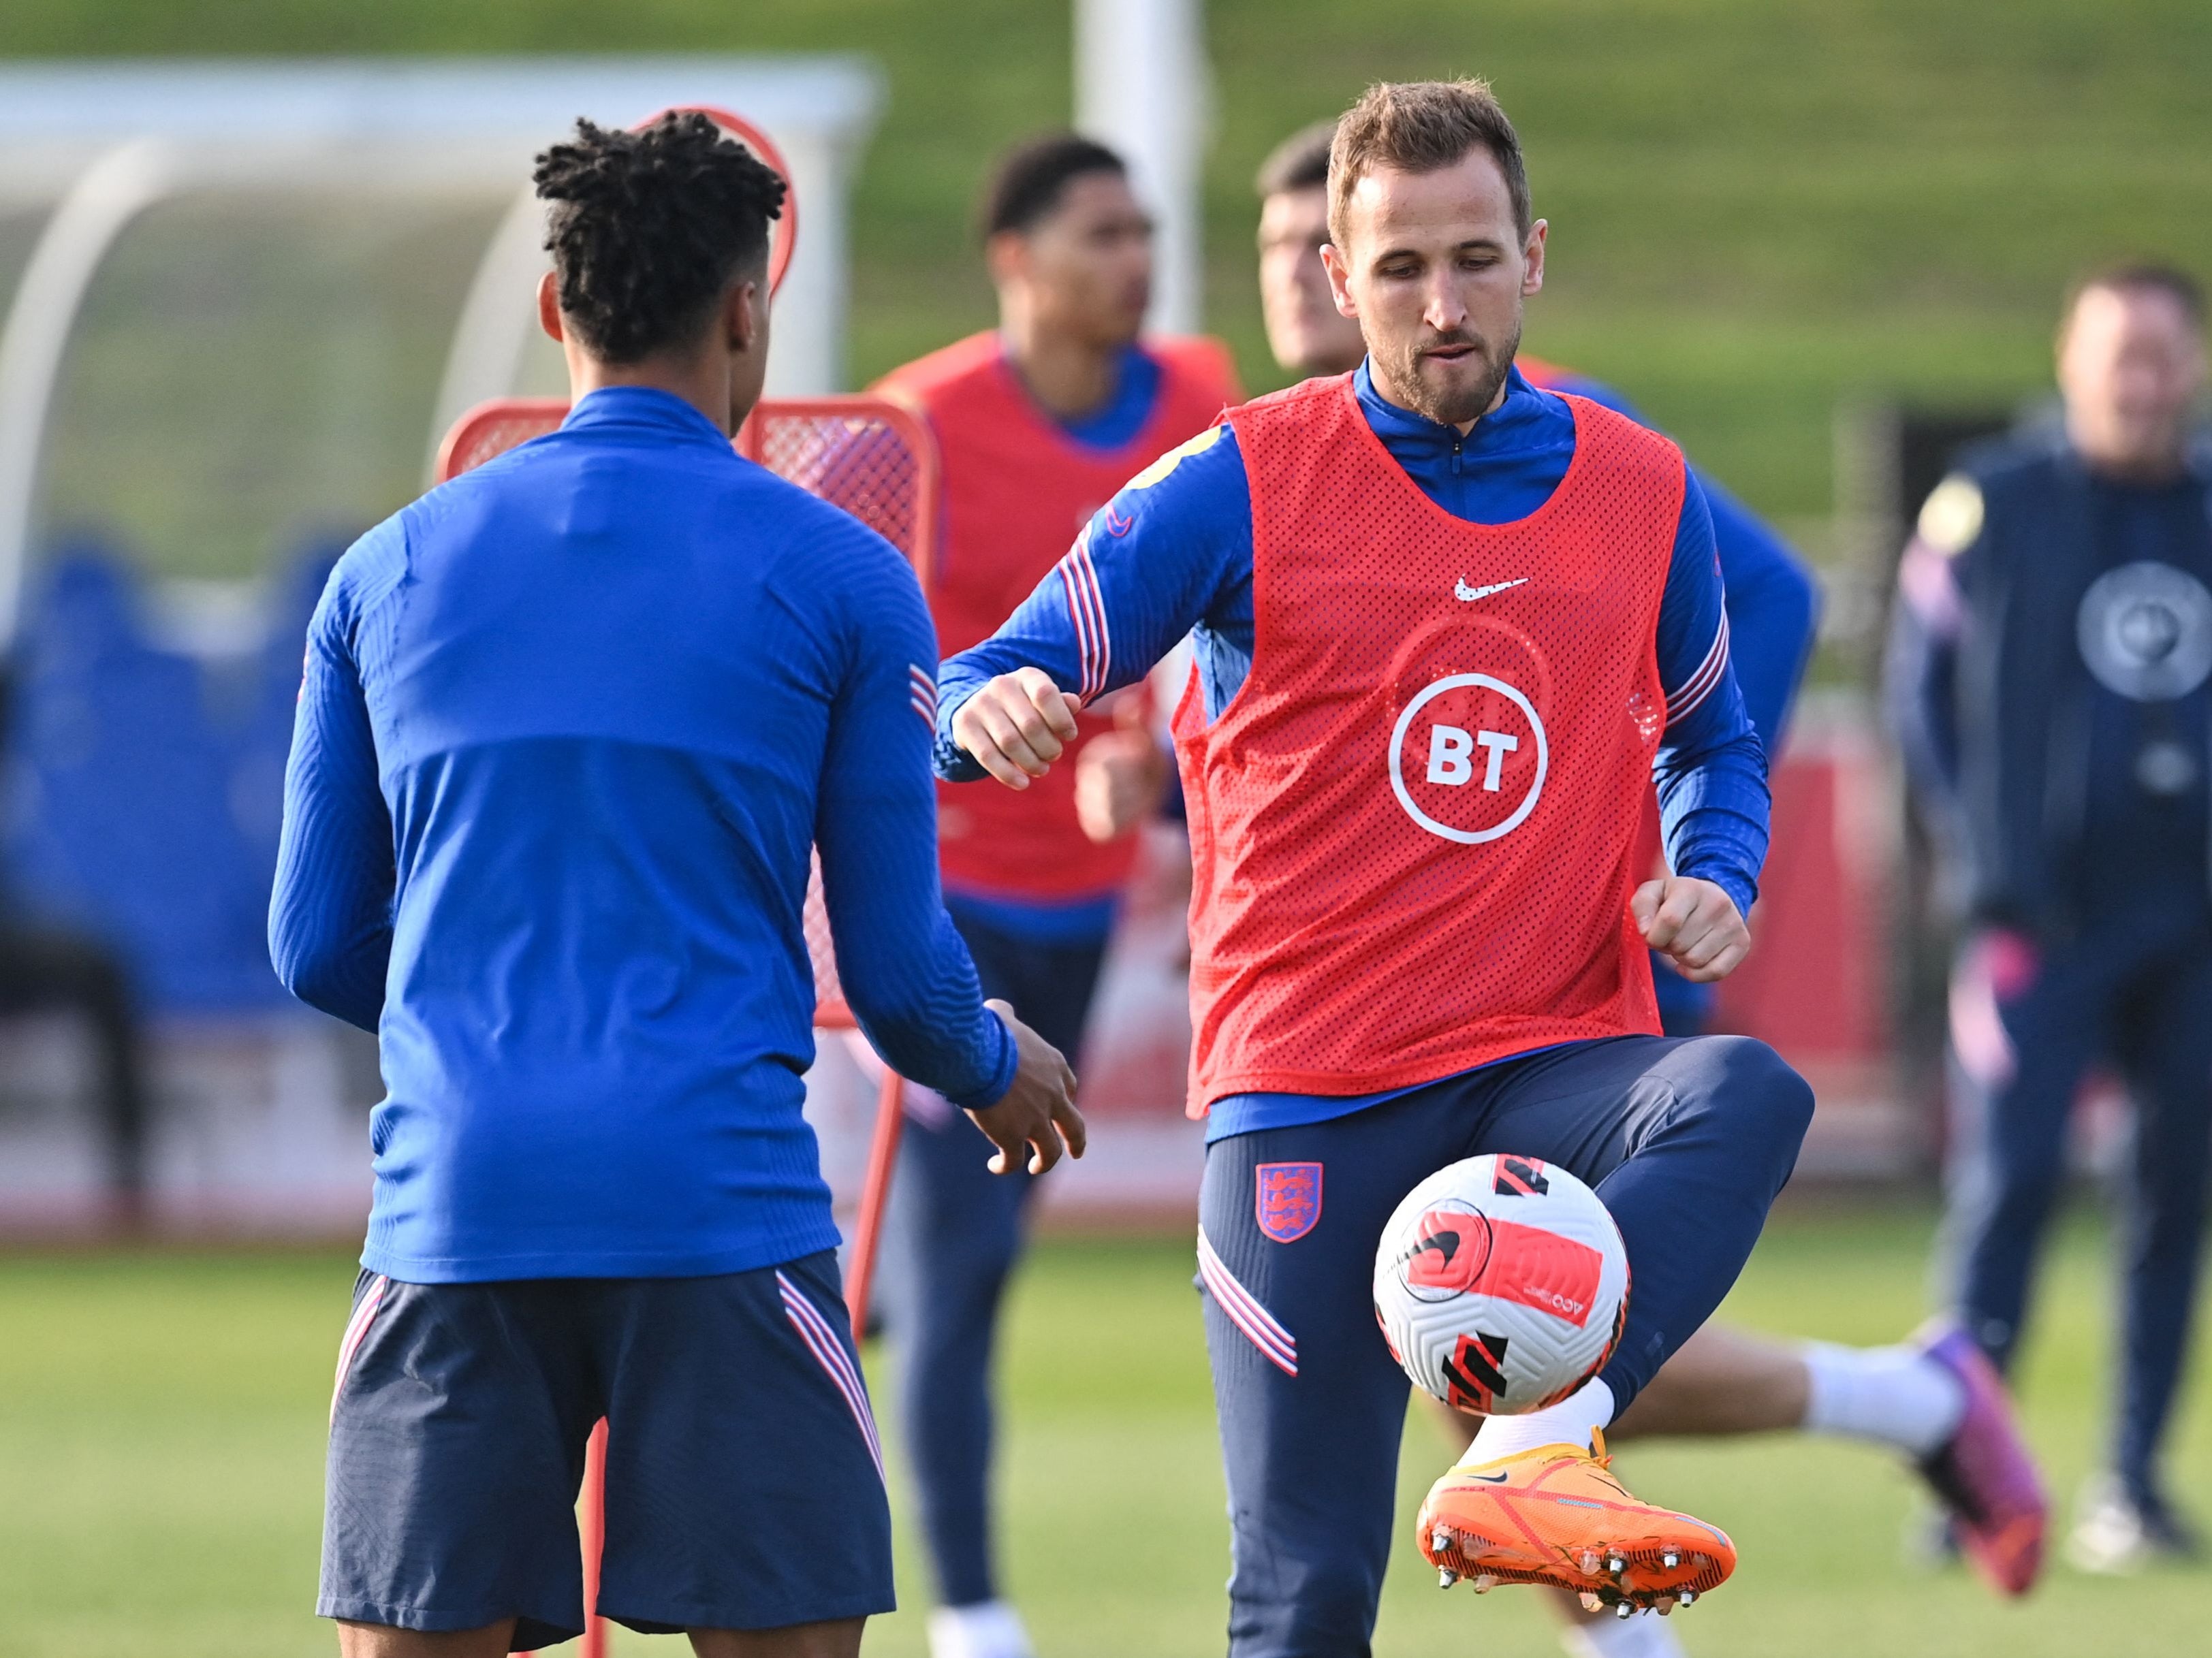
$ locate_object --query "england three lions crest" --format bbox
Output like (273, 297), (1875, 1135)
(1256, 1162), (1323, 1243)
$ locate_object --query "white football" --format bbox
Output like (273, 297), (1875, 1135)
(1373, 1153), (1630, 1416)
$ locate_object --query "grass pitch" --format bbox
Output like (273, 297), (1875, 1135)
(1, 1202), (2207, 1657)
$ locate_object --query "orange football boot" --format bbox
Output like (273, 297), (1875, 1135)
(1417, 1430), (1736, 1616)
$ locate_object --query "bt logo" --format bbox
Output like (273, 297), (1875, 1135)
(1424, 725), (1519, 791)
(1388, 673), (1548, 844)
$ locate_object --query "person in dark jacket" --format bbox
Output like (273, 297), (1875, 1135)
(1891, 262), (2211, 1572)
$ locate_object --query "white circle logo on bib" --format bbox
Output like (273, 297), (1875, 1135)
(1389, 673), (1549, 844)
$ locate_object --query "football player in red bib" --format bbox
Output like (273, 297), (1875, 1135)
(870, 133), (1240, 1658)
(1242, 118), (2047, 1652)
(939, 80), (1801, 1647)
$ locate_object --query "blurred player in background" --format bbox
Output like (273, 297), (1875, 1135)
(871, 133), (1239, 1658)
(1891, 264), (2212, 1573)
(271, 113), (1079, 1658)
(0, 911), (148, 1227)
(941, 78), (1817, 1650)
(1244, 117), (2046, 1651)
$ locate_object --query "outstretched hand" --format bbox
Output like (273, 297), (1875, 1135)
(951, 669), (1083, 790)
(1630, 876), (1751, 983)
(965, 999), (1086, 1174)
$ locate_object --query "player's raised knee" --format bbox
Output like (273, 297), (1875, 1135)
(1691, 1034), (1815, 1158)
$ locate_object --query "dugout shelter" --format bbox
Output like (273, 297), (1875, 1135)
(0, 59), (881, 1230)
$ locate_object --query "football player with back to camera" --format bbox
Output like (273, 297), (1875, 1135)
(270, 114), (1080, 1658)
(870, 134), (1238, 1658)
(1891, 264), (2212, 1573)
(938, 78), (1811, 1651)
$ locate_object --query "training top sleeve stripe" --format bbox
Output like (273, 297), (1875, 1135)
(934, 422), (1257, 780)
(1664, 609), (1732, 726)
(1056, 529), (1113, 703)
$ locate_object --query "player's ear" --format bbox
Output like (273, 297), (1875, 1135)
(535, 271), (565, 343)
(1320, 242), (1358, 319)
(723, 276), (763, 353)
(984, 229), (1028, 291)
(1521, 221), (1548, 298)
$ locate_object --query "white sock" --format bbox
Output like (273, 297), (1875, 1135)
(1560, 1606), (1690, 1658)
(1801, 1341), (1965, 1459)
(926, 1601), (1033, 1658)
(1464, 1377), (1617, 1464)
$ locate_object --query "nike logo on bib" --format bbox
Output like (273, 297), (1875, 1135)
(1455, 577), (1528, 602)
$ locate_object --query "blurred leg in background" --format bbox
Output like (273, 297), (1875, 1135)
(0, 918), (151, 1228)
(2074, 930), (2212, 1569)
(1938, 927), (2104, 1390)
(881, 904), (1109, 1658)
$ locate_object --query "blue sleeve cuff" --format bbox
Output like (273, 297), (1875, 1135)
(932, 686), (988, 782)
(1681, 862), (1759, 923)
(941, 1008), (1018, 1111)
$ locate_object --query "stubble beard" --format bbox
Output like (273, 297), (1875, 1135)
(1382, 315), (1521, 428)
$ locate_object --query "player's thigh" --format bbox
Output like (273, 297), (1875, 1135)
(336, 1619), (517, 1657)
(1199, 1106), (1449, 1376)
(1476, 1034), (1811, 1192)
(895, 1098), (1031, 1243)
(2119, 942), (2212, 1217)
(947, 908), (1111, 1064)
(1199, 1110), (1447, 1585)
(1953, 931), (2107, 1170)
(594, 1253), (894, 1636)
(885, 1099), (1032, 1323)
(321, 1273), (600, 1648)
(689, 1615), (866, 1658)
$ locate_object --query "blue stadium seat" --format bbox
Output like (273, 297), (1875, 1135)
(3, 540), (343, 1016)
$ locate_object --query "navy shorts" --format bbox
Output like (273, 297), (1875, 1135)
(318, 1250), (892, 1649)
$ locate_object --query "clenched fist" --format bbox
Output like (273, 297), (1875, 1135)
(951, 668), (1084, 789)
(1630, 876), (1750, 983)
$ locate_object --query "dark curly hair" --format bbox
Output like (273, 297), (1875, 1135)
(534, 112), (787, 364)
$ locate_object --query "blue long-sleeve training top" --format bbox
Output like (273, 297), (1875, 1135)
(270, 387), (1014, 1283)
(1534, 367), (1819, 755)
(1535, 365), (1820, 1030)
(934, 360), (1773, 1139)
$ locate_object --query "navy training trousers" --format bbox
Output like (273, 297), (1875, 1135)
(1199, 1034), (1812, 1658)
(878, 904), (1111, 1609)
(1940, 899), (2212, 1501)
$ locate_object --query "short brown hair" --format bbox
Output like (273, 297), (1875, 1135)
(1327, 79), (1530, 246)
(2064, 261), (2205, 332)
(1255, 118), (1336, 200)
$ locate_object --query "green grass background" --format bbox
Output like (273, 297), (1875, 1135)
(3, 7), (2210, 1653)
(3, 1207), (2208, 1657)
(4, 1), (2211, 569)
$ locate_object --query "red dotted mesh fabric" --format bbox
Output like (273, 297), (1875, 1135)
(434, 396), (941, 1030)
(434, 399), (569, 480)
(749, 409), (931, 570)
(1171, 378), (1682, 1107)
